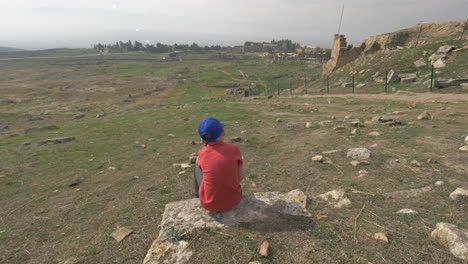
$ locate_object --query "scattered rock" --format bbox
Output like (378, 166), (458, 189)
(431, 223), (468, 261)
(322, 149), (342, 155)
(433, 59), (446, 68)
(436, 45), (455, 54)
(24, 125), (59, 134)
(459, 146), (468, 152)
(358, 170), (368, 177)
(73, 114), (85, 119)
(178, 171), (186, 175)
(230, 137), (242, 143)
(37, 137), (75, 146)
(288, 189), (308, 209)
(342, 82), (353, 88)
(173, 163), (192, 170)
(350, 121), (364, 127)
(168, 134), (175, 137)
(350, 160), (370, 167)
(356, 83), (366, 88)
(351, 128), (359, 135)
(368, 132), (383, 137)
(434, 78), (468, 88)
(305, 122), (313, 128)
(22, 142), (32, 146)
(95, 112), (106, 118)
(410, 160), (422, 167)
(68, 178), (82, 187)
(189, 153), (198, 164)
(259, 241), (270, 257)
(417, 111), (432, 120)
(395, 90), (415, 96)
(397, 208), (418, 214)
(111, 227), (133, 242)
(276, 119), (283, 123)
(378, 116), (402, 126)
(435, 181), (444, 186)
(384, 186), (432, 199)
(374, 232), (389, 243)
(401, 76), (417, 83)
(316, 190), (351, 208)
(311, 155), (324, 162)
(449, 188), (468, 201)
(465, 136), (468, 144)
(190, 141), (197, 145)
(414, 59), (427, 68)
(359, 69), (366, 75)
(334, 126), (346, 133)
(347, 148), (372, 160)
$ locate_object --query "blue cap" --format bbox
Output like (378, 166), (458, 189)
(198, 117), (224, 142)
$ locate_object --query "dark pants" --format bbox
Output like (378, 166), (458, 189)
(194, 166), (203, 198)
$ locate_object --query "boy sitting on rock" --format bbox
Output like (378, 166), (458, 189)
(194, 117), (244, 212)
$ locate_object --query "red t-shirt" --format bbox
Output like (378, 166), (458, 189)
(197, 141), (243, 211)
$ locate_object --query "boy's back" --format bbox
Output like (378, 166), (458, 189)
(197, 141), (243, 212)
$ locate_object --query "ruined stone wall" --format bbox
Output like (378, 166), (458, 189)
(322, 34), (363, 76)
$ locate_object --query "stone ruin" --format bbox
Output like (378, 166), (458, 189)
(322, 34), (363, 76)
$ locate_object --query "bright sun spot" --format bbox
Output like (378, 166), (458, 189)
(112, 4), (117, 9)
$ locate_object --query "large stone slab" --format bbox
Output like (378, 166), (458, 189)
(143, 190), (311, 264)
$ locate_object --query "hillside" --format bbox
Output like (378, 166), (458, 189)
(0, 46), (26, 53)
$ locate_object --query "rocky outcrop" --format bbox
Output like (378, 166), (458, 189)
(143, 190), (311, 264)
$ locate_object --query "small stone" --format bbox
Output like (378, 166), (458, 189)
(417, 111), (432, 120)
(178, 171), (186, 175)
(397, 208), (418, 214)
(350, 160), (370, 167)
(259, 241), (269, 257)
(141, 144), (146, 148)
(323, 159), (333, 164)
(322, 149), (342, 155)
(414, 59), (427, 68)
(465, 136), (468, 144)
(305, 122), (313, 128)
(344, 115), (353, 120)
(74, 188), (81, 192)
(459, 146), (468, 152)
(368, 132), (382, 137)
(351, 129), (358, 135)
(180, 163), (192, 170)
(334, 126), (346, 133)
(73, 114), (85, 119)
(347, 148), (372, 160)
(316, 189), (351, 208)
(374, 232), (389, 243)
(111, 227), (133, 243)
(350, 121), (363, 127)
(371, 144), (378, 148)
(311, 155), (324, 162)
(108, 166), (116, 170)
(95, 112), (106, 118)
(358, 170), (368, 177)
(189, 154), (198, 164)
(168, 134), (175, 137)
(287, 189), (308, 209)
(133, 176), (140, 179)
(435, 181), (444, 186)
(433, 58), (446, 68)
(449, 188), (468, 201)
(410, 160), (422, 167)
(37, 137), (75, 146)
(230, 137), (242, 143)
(23, 142), (32, 146)
(276, 119), (283, 123)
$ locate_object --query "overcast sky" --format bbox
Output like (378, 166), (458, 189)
(1, 0), (467, 50)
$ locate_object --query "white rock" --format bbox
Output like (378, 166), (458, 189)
(397, 208), (418, 214)
(449, 188), (468, 201)
(431, 223), (468, 261)
(368, 132), (382, 137)
(433, 59), (446, 68)
(347, 148), (372, 160)
(305, 122), (313, 128)
(311, 155), (323, 162)
(374, 232), (389, 243)
(459, 146), (468, 152)
(316, 190), (351, 208)
(435, 181), (444, 186)
(465, 136), (468, 144)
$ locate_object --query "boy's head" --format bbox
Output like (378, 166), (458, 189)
(198, 117), (224, 143)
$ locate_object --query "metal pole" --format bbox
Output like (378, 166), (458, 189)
(304, 78), (307, 95)
(352, 74), (355, 94)
(430, 64), (434, 92)
(385, 70), (388, 93)
(327, 75), (330, 94)
(289, 80), (293, 97)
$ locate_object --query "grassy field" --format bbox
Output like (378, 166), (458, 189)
(0, 50), (467, 264)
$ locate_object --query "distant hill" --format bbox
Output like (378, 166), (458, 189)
(0, 46), (27, 53)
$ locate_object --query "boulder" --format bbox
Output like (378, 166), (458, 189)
(347, 148), (372, 160)
(143, 191), (311, 264)
(414, 59), (427, 68)
(431, 223), (468, 261)
(342, 82), (353, 88)
(433, 59), (446, 68)
(436, 45), (455, 54)
(449, 188), (468, 201)
(434, 78), (468, 88)
(417, 111), (432, 120)
(316, 190), (351, 208)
